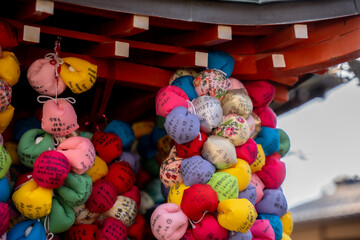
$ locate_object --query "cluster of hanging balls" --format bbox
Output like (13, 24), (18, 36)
(152, 51), (293, 240)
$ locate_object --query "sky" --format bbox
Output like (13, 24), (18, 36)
(278, 79), (360, 208)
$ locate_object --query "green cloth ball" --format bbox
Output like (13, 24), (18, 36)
(44, 197), (75, 233)
(55, 172), (92, 207)
(207, 172), (239, 202)
(277, 129), (290, 157)
(156, 115), (166, 130)
(18, 129), (54, 168)
(0, 145), (11, 178)
(145, 178), (165, 204)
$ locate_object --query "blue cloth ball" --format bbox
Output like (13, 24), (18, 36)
(104, 120), (135, 150)
(258, 214), (283, 240)
(0, 177), (10, 202)
(13, 117), (41, 142)
(208, 51), (235, 77)
(8, 219), (47, 240)
(171, 76), (197, 101)
(255, 127), (280, 156)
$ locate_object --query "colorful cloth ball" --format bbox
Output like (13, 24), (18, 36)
(117, 151), (140, 175)
(32, 150), (70, 189)
(207, 172), (239, 202)
(91, 131), (122, 163)
(4, 141), (20, 165)
(12, 179), (52, 219)
(27, 58), (67, 96)
(192, 95), (223, 134)
(281, 212), (293, 236)
(175, 132), (207, 159)
(277, 129), (291, 157)
(193, 69), (230, 101)
(250, 219), (275, 240)
(157, 134), (172, 165)
(105, 161), (135, 195)
(0, 145), (11, 178)
(250, 174), (265, 204)
(159, 147), (183, 188)
(139, 191), (155, 215)
(17, 129), (54, 168)
(73, 204), (100, 224)
(96, 217), (127, 240)
(128, 214), (147, 240)
(228, 77), (246, 91)
(181, 229), (196, 240)
(167, 183), (189, 207)
(235, 138), (258, 165)
(0, 104), (14, 133)
(253, 106), (277, 128)
(0, 51), (20, 86)
(221, 89), (253, 119)
(0, 202), (9, 236)
(0, 79), (11, 112)
(228, 230), (252, 240)
(66, 224), (97, 240)
(7, 219), (46, 240)
(213, 114), (250, 146)
(57, 136), (95, 174)
(181, 155), (216, 187)
(169, 68), (198, 84)
(103, 196), (137, 227)
(244, 81), (275, 108)
(256, 189), (288, 218)
(192, 214), (229, 240)
(164, 106), (200, 144)
(85, 180), (117, 213)
(217, 198), (257, 233)
(145, 178), (166, 204)
(238, 183), (257, 206)
(132, 121), (155, 139)
(46, 197), (75, 233)
(86, 155), (108, 182)
(208, 50), (235, 77)
(41, 99), (79, 137)
(250, 144), (266, 173)
(122, 185), (141, 209)
(171, 75), (198, 101)
(180, 184), (218, 221)
(257, 214), (283, 240)
(249, 112), (262, 139)
(256, 153), (286, 189)
(55, 172), (92, 207)
(0, 177), (10, 202)
(218, 159), (251, 192)
(60, 57), (97, 94)
(104, 120), (135, 150)
(150, 203), (188, 240)
(155, 85), (189, 118)
(201, 135), (237, 170)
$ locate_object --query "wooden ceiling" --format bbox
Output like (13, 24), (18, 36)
(1, 0), (360, 123)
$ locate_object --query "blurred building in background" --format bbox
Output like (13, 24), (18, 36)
(290, 176), (360, 240)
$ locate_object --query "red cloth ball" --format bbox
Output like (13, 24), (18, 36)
(256, 152), (286, 189)
(180, 229), (196, 240)
(33, 150), (70, 189)
(235, 138), (258, 165)
(105, 162), (136, 194)
(175, 132), (208, 158)
(91, 132), (122, 163)
(192, 214), (228, 240)
(0, 20), (18, 49)
(66, 224), (97, 240)
(86, 180), (117, 213)
(96, 217), (127, 240)
(128, 214), (146, 240)
(181, 184), (218, 221)
(0, 202), (9, 236)
(14, 172), (33, 191)
(122, 185), (141, 209)
(244, 81), (275, 107)
(253, 106), (277, 128)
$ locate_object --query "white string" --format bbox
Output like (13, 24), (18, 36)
(189, 219), (196, 229)
(193, 211), (208, 224)
(15, 177), (33, 191)
(48, 233), (54, 240)
(53, 137), (59, 147)
(43, 215), (54, 240)
(44, 53), (63, 78)
(37, 95), (76, 105)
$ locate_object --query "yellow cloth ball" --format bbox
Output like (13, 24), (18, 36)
(217, 198), (257, 233)
(219, 159), (251, 192)
(0, 51), (20, 86)
(281, 233), (292, 240)
(0, 104), (14, 133)
(132, 121), (155, 139)
(167, 183), (189, 206)
(86, 155), (108, 182)
(60, 57), (97, 94)
(250, 144), (265, 173)
(156, 135), (172, 165)
(12, 179), (52, 219)
(4, 141), (20, 165)
(281, 212), (293, 236)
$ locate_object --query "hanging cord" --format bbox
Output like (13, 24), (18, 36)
(43, 215), (54, 240)
(186, 100), (202, 141)
(188, 211), (209, 229)
(37, 95), (76, 105)
(15, 175), (33, 191)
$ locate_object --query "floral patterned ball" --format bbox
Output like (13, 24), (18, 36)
(213, 114), (250, 146)
(193, 69), (230, 101)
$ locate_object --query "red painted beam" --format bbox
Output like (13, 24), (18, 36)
(16, 0), (54, 22)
